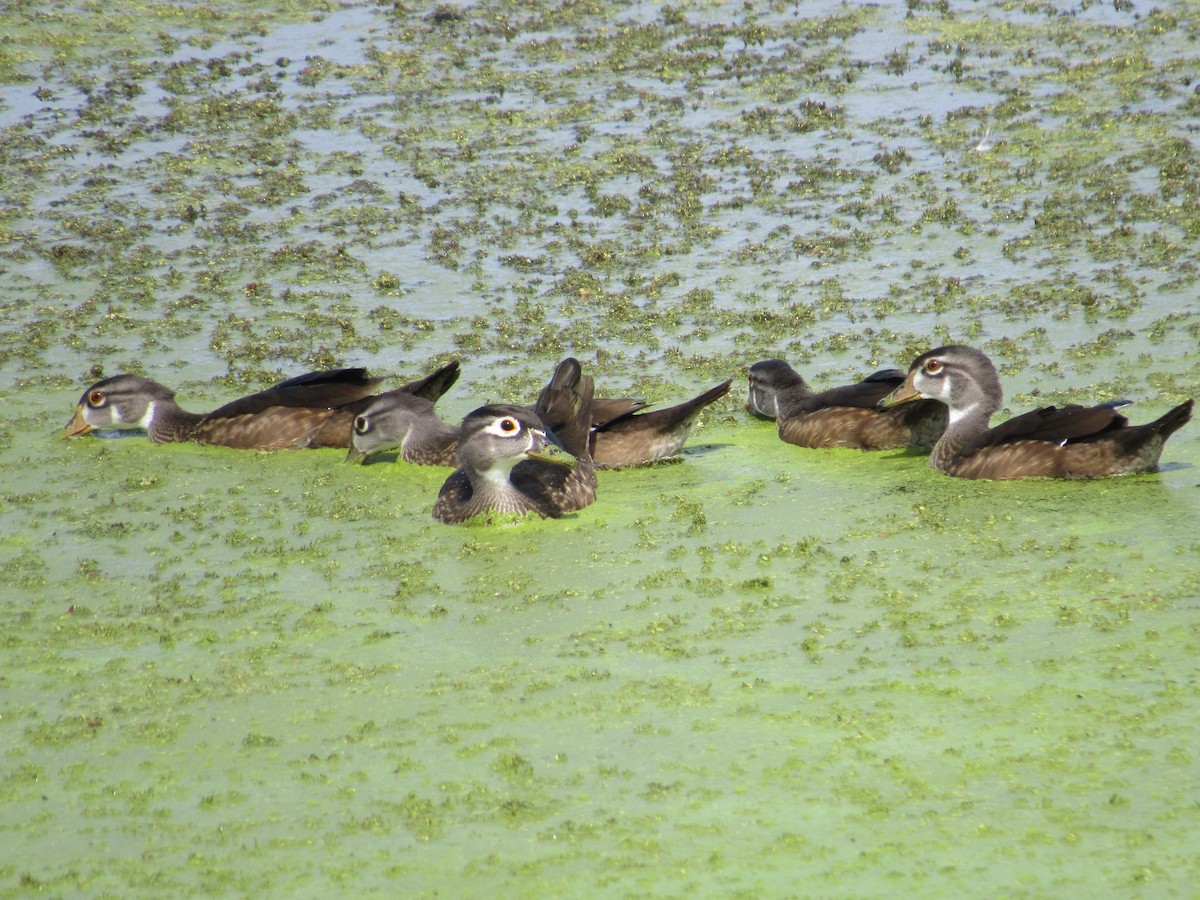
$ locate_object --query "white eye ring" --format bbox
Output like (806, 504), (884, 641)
(484, 416), (524, 438)
(923, 359), (944, 375)
(354, 415), (371, 434)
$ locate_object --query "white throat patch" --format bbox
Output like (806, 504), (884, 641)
(477, 454), (523, 485)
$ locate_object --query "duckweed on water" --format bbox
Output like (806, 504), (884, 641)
(2, 0), (1200, 896)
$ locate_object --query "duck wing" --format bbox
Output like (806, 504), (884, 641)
(791, 370), (904, 414)
(208, 368), (384, 418)
(396, 360), (461, 402)
(590, 397), (650, 428)
(979, 402), (1128, 450)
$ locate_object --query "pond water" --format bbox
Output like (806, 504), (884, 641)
(1, 0), (1198, 896)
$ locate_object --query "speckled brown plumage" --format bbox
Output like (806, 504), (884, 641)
(433, 358), (597, 524)
(881, 345), (1194, 479)
(747, 358), (946, 450)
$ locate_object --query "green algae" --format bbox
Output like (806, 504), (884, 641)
(2, 0), (1200, 896)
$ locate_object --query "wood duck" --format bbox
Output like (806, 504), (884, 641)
(879, 344), (1194, 479)
(345, 391), (460, 466)
(433, 358), (597, 523)
(348, 373), (731, 469)
(64, 361), (460, 451)
(585, 379), (731, 468)
(747, 358), (947, 450)
(495, 377), (732, 470)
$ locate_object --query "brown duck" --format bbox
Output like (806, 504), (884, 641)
(347, 373), (731, 469)
(569, 378), (731, 468)
(433, 358), (596, 523)
(747, 358), (946, 450)
(65, 362), (460, 451)
(880, 344), (1193, 479)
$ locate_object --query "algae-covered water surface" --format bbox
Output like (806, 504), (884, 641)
(2, 0), (1199, 896)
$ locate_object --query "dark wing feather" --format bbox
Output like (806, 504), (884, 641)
(534, 359), (595, 459)
(791, 373), (904, 414)
(980, 404), (1128, 449)
(397, 361), (461, 402)
(598, 380), (730, 434)
(862, 368), (906, 384)
(208, 369), (384, 418)
(590, 397), (650, 428)
(508, 459), (574, 518)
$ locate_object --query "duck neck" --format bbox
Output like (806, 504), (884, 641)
(778, 381), (813, 414)
(405, 420), (461, 465)
(465, 459), (527, 511)
(930, 402), (991, 471)
(145, 402), (204, 443)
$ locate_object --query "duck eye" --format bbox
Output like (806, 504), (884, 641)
(353, 415), (370, 434)
(923, 359), (943, 375)
(499, 417), (519, 433)
(88, 390), (106, 407)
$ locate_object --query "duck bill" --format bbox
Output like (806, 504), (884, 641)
(344, 446), (369, 464)
(879, 375), (922, 409)
(63, 405), (93, 438)
(526, 429), (575, 468)
(526, 446), (575, 469)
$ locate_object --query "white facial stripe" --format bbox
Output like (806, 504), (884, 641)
(913, 370), (949, 401)
(133, 400), (157, 429)
(397, 421), (415, 451)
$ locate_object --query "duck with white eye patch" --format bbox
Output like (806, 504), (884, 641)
(64, 362), (460, 451)
(346, 369), (730, 469)
(433, 358), (597, 523)
(879, 344), (1193, 480)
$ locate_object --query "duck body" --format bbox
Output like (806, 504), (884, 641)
(585, 379), (731, 468)
(349, 372), (730, 469)
(747, 359), (946, 450)
(66, 362), (460, 451)
(433, 358), (597, 523)
(881, 344), (1194, 479)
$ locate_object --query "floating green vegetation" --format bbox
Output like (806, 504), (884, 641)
(3, 0), (1200, 897)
